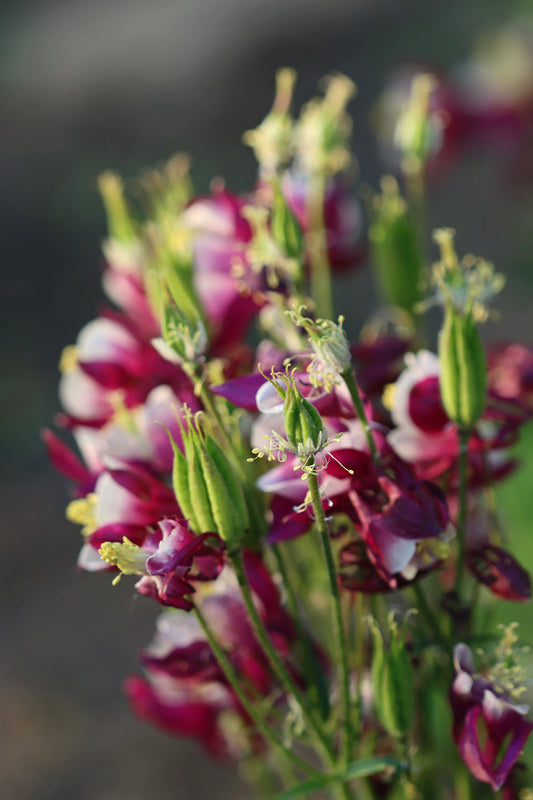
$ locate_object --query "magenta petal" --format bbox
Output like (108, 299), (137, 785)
(212, 372), (266, 410)
(467, 545), (531, 602)
(41, 428), (91, 485)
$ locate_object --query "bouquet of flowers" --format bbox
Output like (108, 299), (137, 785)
(45, 47), (533, 799)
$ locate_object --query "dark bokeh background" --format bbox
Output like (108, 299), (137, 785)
(3, 1), (533, 798)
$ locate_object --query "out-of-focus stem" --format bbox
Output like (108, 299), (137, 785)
(193, 602), (321, 777)
(306, 468), (353, 775)
(454, 427), (471, 596)
(341, 367), (379, 463)
(307, 172), (334, 320)
(231, 549), (335, 764)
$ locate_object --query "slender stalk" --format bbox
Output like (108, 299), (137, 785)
(272, 544), (327, 718)
(230, 549), (335, 764)
(193, 602), (322, 777)
(454, 427), (471, 596)
(411, 582), (451, 657)
(307, 172), (334, 320)
(341, 367), (379, 462)
(352, 591), (366, 736)
(306, 469), (353, 773)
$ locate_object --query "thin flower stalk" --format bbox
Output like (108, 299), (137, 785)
(229, 549), (336, 766)
(192, 600), (323, 779)
(306, 468), (353, 774)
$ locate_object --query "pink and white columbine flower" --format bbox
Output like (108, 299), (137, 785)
(125, 550), (305, 760)
(387, 350), (458, 476)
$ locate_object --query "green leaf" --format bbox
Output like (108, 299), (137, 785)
(272, 756), (403, 800)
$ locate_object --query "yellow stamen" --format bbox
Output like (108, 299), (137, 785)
(99, 537), (147, 585)
(59, 345), (79, 374)
(66, 494), (98, 536)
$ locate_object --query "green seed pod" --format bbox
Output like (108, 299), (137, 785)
(199, 435), (248, 548)
(271, 182), (304, 260)
(369, 176), (423, 317)
(283, 381), (327, 453)
(369, 615), (415, 739)
(438, 304), (486, 428)
(185, 426), (218, 534)
(169, 431), (198, 529)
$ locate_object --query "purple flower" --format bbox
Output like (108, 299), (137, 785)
(450, 643), (533, 791)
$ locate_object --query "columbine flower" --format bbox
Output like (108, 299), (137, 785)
(450, 637), (533, 791)
(99, 518), (224, 609)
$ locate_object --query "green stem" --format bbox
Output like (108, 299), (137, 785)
(411, 582), (451, 657)
(272, 544), (328, 718)
(341, 368), (379, 462)
(454, 427), (471, 596)
(231, 549), (335, 765)
(307, 172), (334, 320)
(193, 602), (321, 777)
(306, 469), (353, 773)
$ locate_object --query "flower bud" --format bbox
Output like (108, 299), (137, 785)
(369, 176), (423, 317)
(369, 613), (415, 738)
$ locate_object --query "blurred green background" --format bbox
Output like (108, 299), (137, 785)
(2, 0), (533, 797)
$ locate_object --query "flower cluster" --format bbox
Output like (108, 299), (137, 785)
(47, 58), (533, 799)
